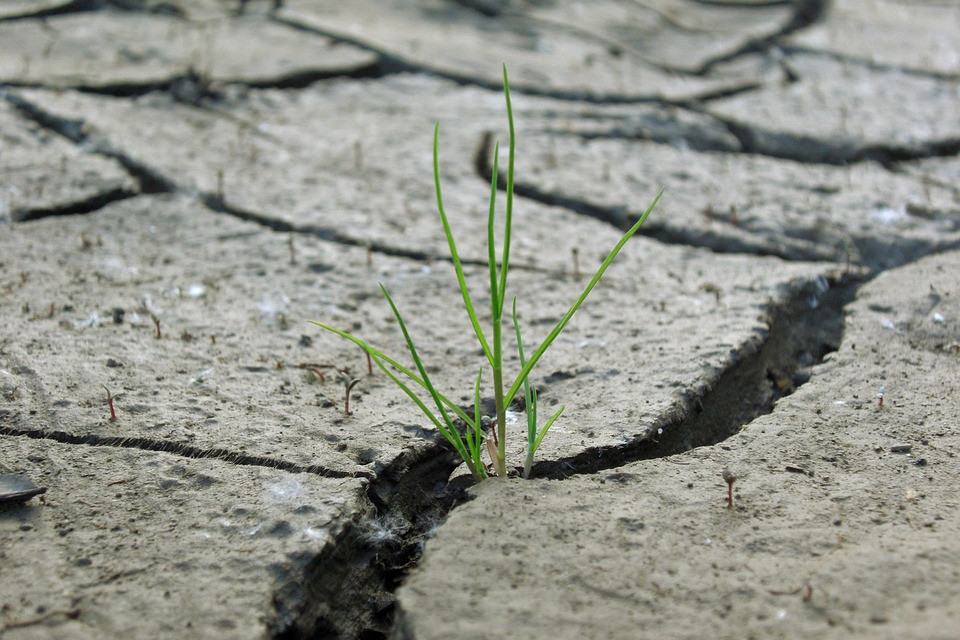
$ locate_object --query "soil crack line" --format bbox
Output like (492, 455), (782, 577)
(779, 44), (960, 82)
(14, 186), (137, 222)
(2, 89), (559, 274)
(269, 442), (466, 640)
(203, 194), (559, 275)
(2, 88), (176, 194)
(0, 0), (95, 23)
(0, 421), (371, 479)
(695, 0), (828, 75)
(474, 130), (833, 262)
(529, 270), (864, 479)
(474, 124), (960, 266)
(532, 102), (960, 169)
(200, 194), (432, 263)
(1, 65), (389, 98)
(704, 109), (960, 167)
(271, 13), (754, 107)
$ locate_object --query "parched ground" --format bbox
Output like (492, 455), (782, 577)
(1, 1), (958, 639)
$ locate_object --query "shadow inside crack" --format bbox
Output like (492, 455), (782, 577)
(530, 271), (862, 479)
(14, 186), (139, 222)
(0, 421), (367, 479)
(270, 447), (467, 640)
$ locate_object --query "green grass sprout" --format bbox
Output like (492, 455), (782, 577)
(311, 64), (662, 481)
(512, 297), (563, 479)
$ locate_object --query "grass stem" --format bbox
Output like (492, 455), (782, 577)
(311, 65), (661, 481)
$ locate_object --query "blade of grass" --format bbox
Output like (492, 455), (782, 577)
(525, 406), (563, 479)
(433, 123), (494, 367)
(504, 188), (664, 408)
(472, 368), (485, 474)
(497, 63), (515, 318)
(514, 296), (561, 478)
(512, 297), (536, 449)
(378, 284), (454, 426)
(377, 284), (490, 479)
(307, 320), (474, 427)
(534, 407), (563, 453)
(487, 135), (508, 476)
(487, 141), (501, 320)
(370, 353), (477, 475)
(318, 321), (486, 479)
(528, 386), (537, 452)
(484, 64), (518, 477)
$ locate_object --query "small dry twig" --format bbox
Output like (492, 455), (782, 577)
(722, 469), (736, 508)
(2, 609), (80, 630)
(102, 385), (117, 421)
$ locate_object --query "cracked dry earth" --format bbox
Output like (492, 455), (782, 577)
(1, 0), (959, 638)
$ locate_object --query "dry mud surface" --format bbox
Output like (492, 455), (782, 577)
(1, 1), (958, 639)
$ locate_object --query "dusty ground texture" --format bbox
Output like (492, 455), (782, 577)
(0, 1), (958, 639)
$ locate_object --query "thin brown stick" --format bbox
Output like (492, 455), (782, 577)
(3, 609), (80, 630)
(102, 385), (117, 421)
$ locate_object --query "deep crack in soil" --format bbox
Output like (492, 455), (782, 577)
(13, 186), (138, 222)
(2, 88), (177, 194)
(472, 129), (832, 263)
(270, 446), (467, 640)
(268, 270), (865, 640)
(531, 271), (861, 478)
